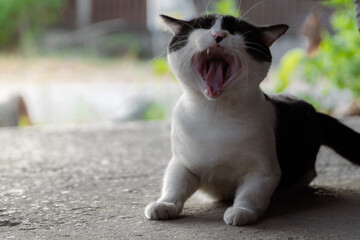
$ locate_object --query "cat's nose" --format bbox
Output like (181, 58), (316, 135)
(211, 31), (228, 44)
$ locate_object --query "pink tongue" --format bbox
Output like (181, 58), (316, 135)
(205, 60), (224, 97)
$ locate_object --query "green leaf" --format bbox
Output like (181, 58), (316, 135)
(274, 48), (305, 92)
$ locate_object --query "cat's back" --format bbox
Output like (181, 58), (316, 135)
(265, 94), (315, 114)
(265, 93), (321, 141)
(265, 93), (322, 190)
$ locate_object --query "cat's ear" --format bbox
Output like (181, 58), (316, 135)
(260, 24), (289, 47)
(159, 15), (186, 35)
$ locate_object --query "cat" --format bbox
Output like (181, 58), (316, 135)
(144, 14), (360, 226)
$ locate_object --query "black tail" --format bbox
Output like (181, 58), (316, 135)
(319, 113), (360, 165)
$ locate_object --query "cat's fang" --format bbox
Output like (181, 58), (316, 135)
(191, 46), (242, 98)
(204, 88), (209, 96)
(203, 63), (209, 78)
(203, 68), (207, 78)
(225, 68), (230, 82)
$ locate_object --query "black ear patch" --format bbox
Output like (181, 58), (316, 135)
(260, 24), (289, 47)
(160, 14), (217, 53)
(161, 14), (289, 59)
(221, 15), (288, 62)
(160, 15), (187, 35)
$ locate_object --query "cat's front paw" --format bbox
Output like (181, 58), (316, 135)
(223, 207), (257, 226)
(145, 202), (180, 220)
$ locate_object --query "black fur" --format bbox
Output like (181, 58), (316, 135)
(164, 14), (272, 62)
(162, 13), (360, 191)
(319, 113), (360, 164)
(164, 14), (216, 53)
(221, 15), (272, 62)
(266, 94), (360, 191)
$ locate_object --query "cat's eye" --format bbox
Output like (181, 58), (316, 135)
(233, 31), (242, 35)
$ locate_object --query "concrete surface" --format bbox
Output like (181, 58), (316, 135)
(1, 119), (360, 240)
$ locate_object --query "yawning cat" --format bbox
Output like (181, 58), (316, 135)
(145, 14), (360, 226)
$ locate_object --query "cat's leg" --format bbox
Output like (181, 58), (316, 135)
(223, 173), (279, 226)
(145, 158), (199, 220)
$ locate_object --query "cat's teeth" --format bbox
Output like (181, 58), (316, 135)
(207, 48), (210, 55)
(205, 88), (209, 96)
(225, 68), (230, 81)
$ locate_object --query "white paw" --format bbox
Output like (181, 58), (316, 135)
(145, 202), (180, 220)
(223, 207), (257, 226)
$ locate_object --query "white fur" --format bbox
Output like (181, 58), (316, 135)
(145, 15), (280, 226)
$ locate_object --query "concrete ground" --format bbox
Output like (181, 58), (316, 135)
(1, 119), (360, 240)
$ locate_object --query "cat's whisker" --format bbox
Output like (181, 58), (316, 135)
(182, 22), (196, 30)
(202, 0), (211, 16)
(242, 0), (267, 20)
(170, 36), (189, 46)
(236, 41), (272, 60)
(178, 48), (193, 74)
(245, 46), (271, 60)
(180, 56), (190, 74)
(148, 48), (169, 66)
(240, 31), (252, 37)
(231, 48), (249, 83)
(237, 0), (243, 17)
(148, 37), (190, 66)
(168, 40), (189, 51)
(146, 14), (360, 230)
(162, 37), (191, 54)
(242, 41), (268, 49)
(181, 49), (197, 74)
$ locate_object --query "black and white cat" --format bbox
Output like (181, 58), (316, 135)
(145, 14), (360, 226)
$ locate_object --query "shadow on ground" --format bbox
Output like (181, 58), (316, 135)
(149, 186), (360, 240)
(1, 122), (360, 239)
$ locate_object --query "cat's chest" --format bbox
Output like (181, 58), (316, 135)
(176, 114), (253, 147)
(171, 100), (267, 168)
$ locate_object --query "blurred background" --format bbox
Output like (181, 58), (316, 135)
(0, 0), (359, 127)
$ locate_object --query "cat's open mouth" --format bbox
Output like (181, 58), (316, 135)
(192, 46), (242, 99)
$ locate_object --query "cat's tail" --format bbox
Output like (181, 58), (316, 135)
(319, 113), (360, 165)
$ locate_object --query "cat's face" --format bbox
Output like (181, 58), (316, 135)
(161, 14), (288, 100)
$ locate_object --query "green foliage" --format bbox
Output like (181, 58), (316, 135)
(276, 0), (360, 109)
(213, 0), (240, 17)
(274, 49), (305, 93)
(302, 0), (360, 99)
(150, 58), (173, 76)
(205, 0), (240, 17)
(142, 102), (167, 121)
(322, 0), (353, 8)
(0, 0), (63, 49)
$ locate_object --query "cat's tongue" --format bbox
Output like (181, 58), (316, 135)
(205, 60), (224, 98)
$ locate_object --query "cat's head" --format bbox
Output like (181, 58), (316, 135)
(160, 14), (288, 100)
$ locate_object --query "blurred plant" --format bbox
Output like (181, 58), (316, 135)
(150, 58), (173, 76)
(0, 0), (63, 50)
(203, 0), (240, 17)
(276, 0), (360, 110)
(212, 0), (241, 17)
(18, 115), (31, 127)
(273, 48), (305, 93)
(142, 102), (168, 121)
(303, 0), (360, 89)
